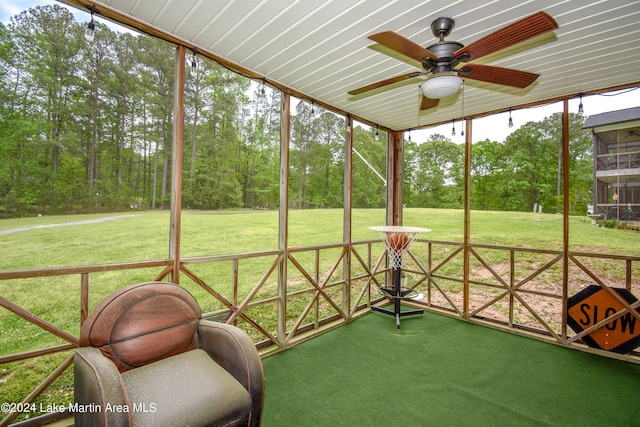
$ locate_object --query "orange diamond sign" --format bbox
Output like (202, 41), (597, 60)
(567, 285), (640, 354)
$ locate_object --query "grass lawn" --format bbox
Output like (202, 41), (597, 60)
(0, 208), (639, 421)
(1, 208), (638, 270)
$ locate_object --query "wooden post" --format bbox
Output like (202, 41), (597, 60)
(384, 130), (403, 289)
(169, 45), (185, 284)
(591, 130), (598, 215)
(278, 91), (291, 345)
(561, 99), (570, 341)
(463, 119), (472, 319)
(387, 131), (403, 226)
(343, 115), (353, 316)
(80, 272), (89, 325)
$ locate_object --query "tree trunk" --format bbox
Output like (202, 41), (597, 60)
(152, 141), (159, 209)
(557, 138), (563, 214)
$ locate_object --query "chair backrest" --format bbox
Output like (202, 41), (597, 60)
(80, 282), (201, 372)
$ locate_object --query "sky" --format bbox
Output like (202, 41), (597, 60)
(2, 0), (638, 145)
(1, 0), (66, 23)
(1, 0), (120, 30)
(417, 88), (639, 144)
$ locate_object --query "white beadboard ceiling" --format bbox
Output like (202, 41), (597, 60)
(61, 0), (640, 132)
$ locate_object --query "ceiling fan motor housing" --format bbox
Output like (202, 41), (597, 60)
(425, 41), (463, 59)
(423, 41), (464, 72)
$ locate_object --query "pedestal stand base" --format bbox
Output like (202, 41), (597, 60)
(371, 305), (424, 332)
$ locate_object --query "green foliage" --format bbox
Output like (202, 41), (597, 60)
(403, 112), (592, 215)
(499, 112), (592, 214)
(405, 137), (464, 208)
(289, 103), (346, 209)
(352, 127), (386, 208)
(470, 139), (505, 210)
(0, 5), (258, 216)
(0, 5), (597, 219)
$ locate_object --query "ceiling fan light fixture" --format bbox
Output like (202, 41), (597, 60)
(421, 74), (462, 99)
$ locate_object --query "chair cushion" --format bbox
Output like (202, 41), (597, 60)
(121, 349), (252, 427)
(80, 282), (201, 372)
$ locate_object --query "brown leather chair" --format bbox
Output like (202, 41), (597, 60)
(74, 282), (264, 426)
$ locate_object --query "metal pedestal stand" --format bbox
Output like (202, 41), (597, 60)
(369, 225), (431, 331)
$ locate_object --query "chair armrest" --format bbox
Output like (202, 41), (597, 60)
(74, 347), (133, 427)
(198, 320), (264, 425)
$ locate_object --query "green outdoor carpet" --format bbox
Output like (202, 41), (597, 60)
(261, 309), (640, 426)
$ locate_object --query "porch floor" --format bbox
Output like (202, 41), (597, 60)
(261, 308), (640, 426)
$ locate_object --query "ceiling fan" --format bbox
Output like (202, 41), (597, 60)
(348, 11), (558, 111)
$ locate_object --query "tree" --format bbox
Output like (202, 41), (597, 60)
(0, 5), (598, 218)
(306, 110), (344, 208)
(535, 112), (592, 214)
(6, 5), (83, 212)
(352, 126), (386, 208)
(76, 22), (116, 205)
(183, 59), (250, 210)
(104, 32), (143, 210)
(242, 88), (281, 209)
(501, 123), (554, 211)
(406, 136), (464, 208)
(471, 139), (506, 210)
(137, 36), (175, 209)
(501, 112), (591, 213)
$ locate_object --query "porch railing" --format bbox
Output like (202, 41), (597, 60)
(1, 239), (639, 425)
(596, 204), (640, 221)
(596, 150), (640, 171)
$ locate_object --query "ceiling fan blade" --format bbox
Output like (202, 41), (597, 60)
(459, 64), (539, 89)
(420, 95), (439, 110)
(369, 31), (437, 63)
(348, 71), (423, 95)
(454, 11), (558, 61)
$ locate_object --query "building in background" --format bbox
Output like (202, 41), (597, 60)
(583, 107), (640, 227)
